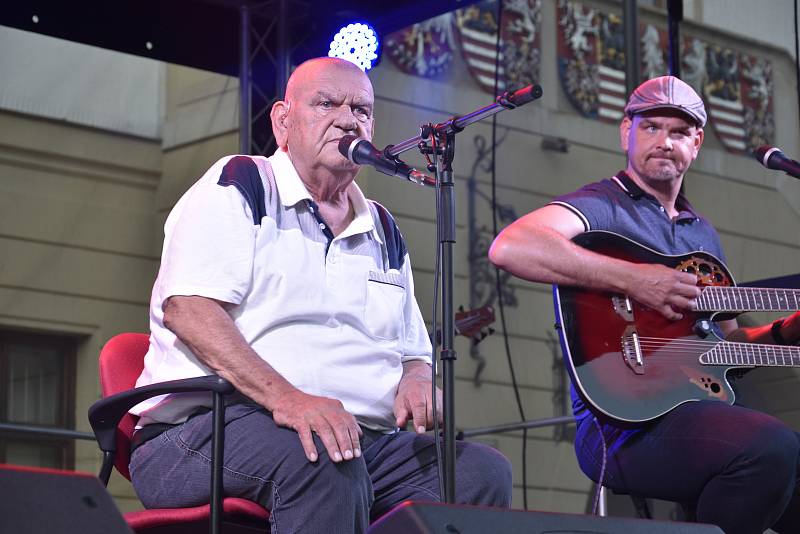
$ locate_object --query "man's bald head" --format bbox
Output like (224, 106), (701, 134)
(284, 57), (372, 103)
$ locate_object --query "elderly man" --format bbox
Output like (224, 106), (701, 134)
(490, 76), (800, 534)
(128, 57), (512, 533)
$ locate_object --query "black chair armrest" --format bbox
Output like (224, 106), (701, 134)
(88, 375), (234, 453)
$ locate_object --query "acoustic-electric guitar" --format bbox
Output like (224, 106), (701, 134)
(554, 231), (800, 424)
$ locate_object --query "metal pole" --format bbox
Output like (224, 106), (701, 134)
(667, 0), (683, 77)
(438, 132), (458, 504)
(239, 4), (251, 155)
(623, 0), (640, 94)
(210, 392), (226, 534)
(459, 415), (575, 438)
(276, 0), (290, 100)
(0, 422), (95, 441)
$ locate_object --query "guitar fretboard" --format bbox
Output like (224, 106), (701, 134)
(696, 286), (800, 313)
(700, 341), (800, 367)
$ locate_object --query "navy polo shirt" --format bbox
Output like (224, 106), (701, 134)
(550, 171), (727, 423)
(551, 171), (726, 260)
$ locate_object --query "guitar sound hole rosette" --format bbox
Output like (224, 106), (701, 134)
(676, 257), (731, 287)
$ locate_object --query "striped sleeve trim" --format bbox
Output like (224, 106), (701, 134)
(610, 175), (629, 192)
(217, 156), (266, 225)
(548, 201), (591, 232)
(371, 200), (407, 270)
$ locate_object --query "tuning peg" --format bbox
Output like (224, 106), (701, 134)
(458, 305), (465, 312)
(488, 327), (495, 335)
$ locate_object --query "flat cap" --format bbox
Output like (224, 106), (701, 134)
(624, 75), (707, 127)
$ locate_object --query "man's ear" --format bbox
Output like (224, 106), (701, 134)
(619, 116), (632, 151)
(270, 100), (290, 148)
(692, 127), (704, 159)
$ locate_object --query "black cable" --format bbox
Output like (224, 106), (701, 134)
(795, 0), (800, 128)
(489, 0), (529, 511)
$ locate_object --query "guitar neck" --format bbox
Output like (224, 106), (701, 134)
(696, 286), (800, 313)
(700, 341), (800, 367)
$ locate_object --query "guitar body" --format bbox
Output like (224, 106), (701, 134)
(555, 231), (740, 424)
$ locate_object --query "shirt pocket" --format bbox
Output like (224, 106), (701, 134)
(364, 270), (406, 341)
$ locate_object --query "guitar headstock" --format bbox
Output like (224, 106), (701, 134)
(455, 305), (496, 345)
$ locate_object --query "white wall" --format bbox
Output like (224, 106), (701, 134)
(0, 26), (164, 139)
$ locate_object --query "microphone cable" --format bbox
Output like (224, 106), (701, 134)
(590, 416), (609, 516)
(489, 0), (530, 511)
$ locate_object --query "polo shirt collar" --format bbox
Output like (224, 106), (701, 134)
(342, 180), (381, 242)
(269, 148), (381, 242)
(612, 170), (700, 222)
(612, 171), (646, 199)
(270, 149), (312, 206)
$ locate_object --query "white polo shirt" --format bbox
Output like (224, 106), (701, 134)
(132, 149), (432, 431)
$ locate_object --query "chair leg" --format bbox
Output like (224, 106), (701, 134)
(211, 391), (226, 534)
(98, 450), (115, 486)
(679, 501), (697, 522)
(630, 496), (652, 519)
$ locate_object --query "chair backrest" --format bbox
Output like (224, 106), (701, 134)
(98, 332), (151, 481)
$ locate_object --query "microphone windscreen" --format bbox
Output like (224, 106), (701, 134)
(508, 84), (543, 106)
(338, 135), (360, 160)
(751, 145), (800, 178)
(753, 145), (772, 165)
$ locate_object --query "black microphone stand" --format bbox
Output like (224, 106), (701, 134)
(385, 84), (543, 502)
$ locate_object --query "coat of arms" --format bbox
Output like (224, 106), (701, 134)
(683, 40), (774, 153)
(384, 13), (456, 78)
(557, 1), (775, 153)
(557, 0), (628, 123)
(455, 0), (542, 94)
(703, 45), (749, 153)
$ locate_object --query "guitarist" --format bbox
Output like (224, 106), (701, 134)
(490, 75), (800, 534)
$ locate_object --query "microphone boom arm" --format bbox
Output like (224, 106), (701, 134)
(385, 84), (543, 158)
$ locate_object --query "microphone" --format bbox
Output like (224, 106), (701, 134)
(753, 145), (800, 179)
(338, 135), (435, 187)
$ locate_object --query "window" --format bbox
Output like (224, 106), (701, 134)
(0, 330), (77, 469)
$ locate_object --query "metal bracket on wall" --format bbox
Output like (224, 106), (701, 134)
(467, 133), (519, 386)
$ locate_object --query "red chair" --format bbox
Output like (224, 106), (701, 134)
(88, 333), (269, 533)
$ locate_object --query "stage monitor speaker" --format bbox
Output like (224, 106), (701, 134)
(0, 464), (133, 533)
(368, 501), (724, 534)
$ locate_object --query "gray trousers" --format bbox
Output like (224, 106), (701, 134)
(129, 403), (513, 533)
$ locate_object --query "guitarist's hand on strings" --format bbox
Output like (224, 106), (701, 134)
(627, 263), (700, 321)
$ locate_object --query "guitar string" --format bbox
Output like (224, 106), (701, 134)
(639, 336), (797, 349)
(639, 337), (800, 352)
(611, 336), (800, 360)
(624, 342), (784, 350)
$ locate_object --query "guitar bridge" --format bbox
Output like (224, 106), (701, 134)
(621, 325), (645, 375)
(612, 294), (635, 322)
